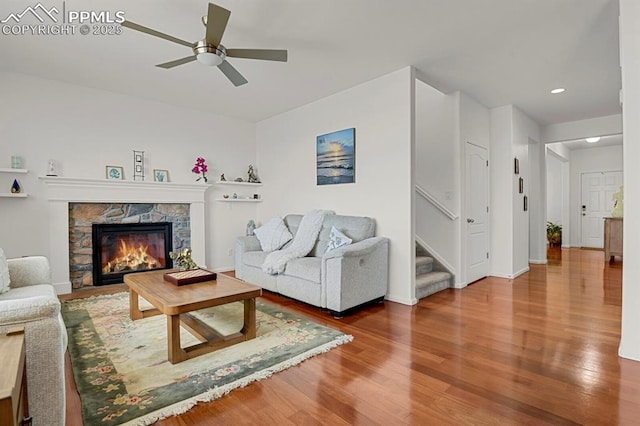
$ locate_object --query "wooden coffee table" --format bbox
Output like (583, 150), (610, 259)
(124, 270), (262, 364)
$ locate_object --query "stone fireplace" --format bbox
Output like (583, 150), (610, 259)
(40, 177), (210, 294)
(69, 203), (188, 288)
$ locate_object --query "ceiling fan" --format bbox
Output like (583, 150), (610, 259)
(121, 2), (287, 87)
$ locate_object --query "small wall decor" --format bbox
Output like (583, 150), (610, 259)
(11, 156), (23, 169)
(133, 150), (145, 181)
(524, 195), (528, 212)
(106, 165), (124, 180)
(514, 157), (519, 174)
(317, 128), (355, 185)
(10, 179), (20, 193)
(220, 173), (226, 181)
(153, 169), (169, 182)
(46, 159), (58, 176)
(247, 165), (261, 183)
(519, 177), (524, 194)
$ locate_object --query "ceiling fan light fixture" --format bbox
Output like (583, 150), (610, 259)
(193, 40), (226, 66)
(196, 52), (223, 66)
(585, 137), (601, 143)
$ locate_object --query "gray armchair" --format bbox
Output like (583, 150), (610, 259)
(0, 256), (67, 426)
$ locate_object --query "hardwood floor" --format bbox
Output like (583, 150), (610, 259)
(63, 248), (640, 425)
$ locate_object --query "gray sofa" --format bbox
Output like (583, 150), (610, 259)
(235, 214), (389, 316)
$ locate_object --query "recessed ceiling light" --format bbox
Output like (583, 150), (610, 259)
(586, 137), (601, 143)
(551, 88), (565, 94)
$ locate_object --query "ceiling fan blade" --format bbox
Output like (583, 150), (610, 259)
(218, 60), (248, 87)
(156, 56), (197, 69)
(205, 3), (231, 47)
(121, 20), (193, 48)
(226, 49), (288, 62)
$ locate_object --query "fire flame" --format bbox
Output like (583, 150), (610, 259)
(102, 240), (160, 274)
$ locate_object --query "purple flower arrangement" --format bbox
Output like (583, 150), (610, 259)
(192, 157), (208, 182)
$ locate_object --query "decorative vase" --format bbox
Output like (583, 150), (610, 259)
(10, 179), (21, 194)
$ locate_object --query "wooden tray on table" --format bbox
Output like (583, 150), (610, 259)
(163, 269), (217, 286)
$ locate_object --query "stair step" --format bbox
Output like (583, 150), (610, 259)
(416, 271), (452, 299)
(416, 256), (433, 275)
(416, 271), (451, 289)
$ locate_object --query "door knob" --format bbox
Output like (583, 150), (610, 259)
(467, 218), (475, 223)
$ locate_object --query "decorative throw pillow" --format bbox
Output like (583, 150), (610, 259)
(254, 217), (293, 252)
(0, 248), (11, 294)
(325, 226), (353, 253)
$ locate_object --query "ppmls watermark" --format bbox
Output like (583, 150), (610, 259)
(1, 2), (125, 36)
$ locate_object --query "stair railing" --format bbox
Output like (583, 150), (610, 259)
(415, 184), (458, 220)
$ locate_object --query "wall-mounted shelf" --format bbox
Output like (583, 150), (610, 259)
(0, 168), (28, 174)
(216, 181), (263, 187)
(215, 198), (262, 203)
(0, 193), (28, 198)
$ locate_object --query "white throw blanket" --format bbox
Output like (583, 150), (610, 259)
(262, 210), (334, 275)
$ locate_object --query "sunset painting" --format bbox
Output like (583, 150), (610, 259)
(316, 128), (355, 185)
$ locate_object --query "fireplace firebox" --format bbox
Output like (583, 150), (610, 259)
(92, 222), (173, 285)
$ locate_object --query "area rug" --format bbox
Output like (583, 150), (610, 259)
(62, 292), (352, 426)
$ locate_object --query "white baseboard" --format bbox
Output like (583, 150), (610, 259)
(489, 266), (530, 280)
(385, 294), (417, 306)
(212, 266), (234, 273)
(513, 266), (530, 278)
(53, 281), (72, 295)
(453, 280), (467, 289)
(529, 259), (548, 265)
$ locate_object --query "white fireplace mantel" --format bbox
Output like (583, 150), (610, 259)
(39, 176), (211, 294)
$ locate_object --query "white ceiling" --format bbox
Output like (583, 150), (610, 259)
(0, 0), (622, 125)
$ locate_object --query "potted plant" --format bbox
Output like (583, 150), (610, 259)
(547, 221), (562, 246)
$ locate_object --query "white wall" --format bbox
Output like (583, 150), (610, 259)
(489, 105), (541, 277)
(256, 67), (414, 305)
(0, 72), (256, 271)
(619, 0), (640, 361)
(512, 106), (541, 271)
(415, 81), (456, 211)
(414, 79), (458, 276)
(568, 145), (623, 246)
(546, 150), (563, 225)
(489, 106), (514, 277)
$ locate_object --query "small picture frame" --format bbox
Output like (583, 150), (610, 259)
(524, 195), (528, 212)
(105, 165), (124, 180)
(153, 169), (169, 183)
(519, 177), (524, 194)
(514, 157), (519, 175)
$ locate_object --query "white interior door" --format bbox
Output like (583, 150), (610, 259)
(580, 171), (623, 248)
(465, 142), (489, 283)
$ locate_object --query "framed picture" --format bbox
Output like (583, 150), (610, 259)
(105, 165), (124, 180)
(317, 128), (355, 185)
(519, 177), (524, 193)
(153, 169), (169, 183)
(514, 157), (519, 174)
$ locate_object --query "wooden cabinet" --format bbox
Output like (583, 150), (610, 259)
(0, 327), (28, 426)
(604, 217), (623, 263)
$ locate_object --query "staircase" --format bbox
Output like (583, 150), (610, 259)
(415, 243), (453, 300)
